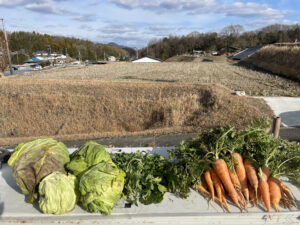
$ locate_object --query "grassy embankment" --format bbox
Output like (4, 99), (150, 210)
(245, 45), (300, 82)
(0, 80), (273, 146)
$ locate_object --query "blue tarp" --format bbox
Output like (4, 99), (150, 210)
(24, 57), (43, 63)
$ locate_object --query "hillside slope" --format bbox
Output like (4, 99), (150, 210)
(244, 45), (300, 82)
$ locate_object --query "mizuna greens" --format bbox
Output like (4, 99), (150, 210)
(112, 152), (172, 205)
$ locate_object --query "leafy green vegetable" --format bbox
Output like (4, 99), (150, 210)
(79, 161), (125, 215)
(169, 126), (240, 196)
(7, 138), (70, 202)
(66, 141), (111, 177)
(39, 172), (77, 215)
(112, 151), (178, 205)
(237, 125), (300, 183)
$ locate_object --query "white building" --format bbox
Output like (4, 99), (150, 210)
(132, 56), (162, 63)
(34, 52), (67, 64)
(108, 56), (116, 62)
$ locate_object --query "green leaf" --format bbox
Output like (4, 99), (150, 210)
(158, 184), (167, 193)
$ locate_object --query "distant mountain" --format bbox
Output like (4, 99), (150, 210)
(108, 42), (127, 49)
(108, 42), (136, 57)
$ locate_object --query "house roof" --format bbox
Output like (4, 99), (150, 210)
(231, 45), (264, 60)
(24, 57), (43, 63)
(132, 56), (162, 62)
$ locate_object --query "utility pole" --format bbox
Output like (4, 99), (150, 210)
(0, 40), (4, 77)
(65, 48), (68, 56)
(78, 50), (81, 62)
(136, 47), (138, 59)
(1, 18), (13, 75)
(48, 45), (53, 66)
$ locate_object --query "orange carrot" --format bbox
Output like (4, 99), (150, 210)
(268, 177), (281, 212)
(244, 159), (259, 198)
(229, 169), (241, 189)
(213, 159), (241, 210)
(228, 169), (247, 210)
(280, 183), (297, 209)
(204, 170), (215, 201)
(258, 166), (271, 213)
(220, 183), (230, 212)
(210, 169), (223, 208)
(197, 184), (211, 198)
(257, 185), (262, 203)
(248, 184), (257, 207)
(232, 153), (249, 204)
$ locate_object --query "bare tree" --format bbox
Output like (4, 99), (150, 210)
(221, 24), (244, 38)
(220, 24), (244, 54)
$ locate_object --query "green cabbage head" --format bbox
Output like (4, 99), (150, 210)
(79, 161), (125, 215)
(66, 141), (111, 178)
(8, 138), (70, 202)
(39, 171), (77, 215)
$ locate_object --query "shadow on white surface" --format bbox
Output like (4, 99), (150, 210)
(1, 166), (22, 194)
(279, 111), (300, 127)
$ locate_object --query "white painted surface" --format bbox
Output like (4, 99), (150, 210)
(1, 147), (300, 224)
(132, 57), (161, 63)
(262, 97), (300, 127)
(6, 147), (174, 159)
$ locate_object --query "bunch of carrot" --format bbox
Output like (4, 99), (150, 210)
(197, 152), (297, 213)
(172, 121), (300, 213)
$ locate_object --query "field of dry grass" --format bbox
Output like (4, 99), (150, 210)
(9, 61), (300, 96)
(0, 80), (273, 146)
(245, 45), (300, 82)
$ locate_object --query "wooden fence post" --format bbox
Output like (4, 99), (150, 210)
(273, 117), (281, 139)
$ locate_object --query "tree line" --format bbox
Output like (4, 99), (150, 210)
(6, 31), (129, 64)
(141, 24), (300, 60)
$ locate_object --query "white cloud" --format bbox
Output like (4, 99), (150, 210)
(109, 0), (218, 13)
(222, 2), (285, 19)
(0, 0), (74, 15)
(109, 0), (286, 20)
(108, 0), (160, 10)
(96, 22), (199, 47)
(73, 13), (97, 22)
(0, 0), (37, 7)
(25, 1), (60, 14)
(245, 18), (300, 28)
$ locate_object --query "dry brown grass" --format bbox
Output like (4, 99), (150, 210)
(8, 61), (300, 96)
(245, 45), (300, 82)
(0, 80), (273, 147)
(166, 55), (228, 62)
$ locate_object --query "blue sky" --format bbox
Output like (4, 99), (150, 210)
(0, 0), (299, 48)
